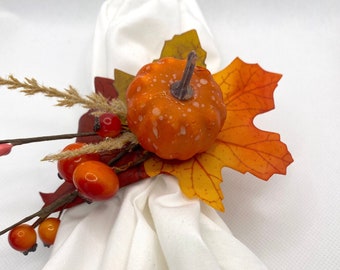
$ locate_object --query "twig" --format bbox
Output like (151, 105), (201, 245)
(108, 143), (140, 166)
(0, 190), (78, 235)
(0, 132), (97, 146)
(114, 151), (151, 173)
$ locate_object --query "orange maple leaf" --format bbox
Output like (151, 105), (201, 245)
(145, 57), (293, 211)
(213, 57), (293, 179)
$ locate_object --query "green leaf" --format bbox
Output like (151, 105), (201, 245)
(113, 69), (135, 105)
(160, 29), (207, 67)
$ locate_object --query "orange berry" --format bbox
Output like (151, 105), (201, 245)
(73, 160), (119, 201)
(38, 217), (61, 247)
(8, 224), (37, 254)
(57, 142), (100, 182)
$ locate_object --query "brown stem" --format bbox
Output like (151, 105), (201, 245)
(0, 190), (78, 235)
(170, 51), (197, 101)
(0, 132), (98, 146)
(108, 143), (139, 167)
(113, 150), (151, 173)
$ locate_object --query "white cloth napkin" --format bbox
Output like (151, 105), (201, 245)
(43, 0), (267, 269)
(91, 0), (221, 76)
(43, 175), (266, 270)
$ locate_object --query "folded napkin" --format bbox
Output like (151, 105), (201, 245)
(43, 0), (267, 269)
(91, 0), (221, 76)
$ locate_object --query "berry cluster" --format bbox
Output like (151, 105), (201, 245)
(8, 218), (60, 254)
(2, 113), (125, 255)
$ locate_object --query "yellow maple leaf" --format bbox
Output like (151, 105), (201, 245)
(145, 149), (225, 211)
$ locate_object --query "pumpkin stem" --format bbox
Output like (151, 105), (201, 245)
(170, 51), (197, 100)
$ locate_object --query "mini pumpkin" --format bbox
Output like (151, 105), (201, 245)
(126, 52), (226, 160)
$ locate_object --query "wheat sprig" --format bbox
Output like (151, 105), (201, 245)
(0, 75), (127, 120)
(42, 132), (138, 161)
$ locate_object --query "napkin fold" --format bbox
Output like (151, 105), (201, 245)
(43, 175), (266, 270)
(43, 0), (267, 269)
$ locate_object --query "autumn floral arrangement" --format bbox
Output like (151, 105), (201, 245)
(0, 30), (293, 255)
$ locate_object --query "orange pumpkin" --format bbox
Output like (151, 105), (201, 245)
(126, 52), (226, 160)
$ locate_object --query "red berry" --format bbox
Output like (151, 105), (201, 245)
(73, 160), (119, 201)
(38, 217), (60, 247)
(8, 224), (37, 254)
(96, 113), (122, 138)
(57, 143), (100, 183)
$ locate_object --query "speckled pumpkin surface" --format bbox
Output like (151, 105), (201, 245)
(126, 57), (226, 160)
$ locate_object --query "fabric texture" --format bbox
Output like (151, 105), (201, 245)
(91, 0), (221, 77)
(42, 0), (267, 269)
(43, 175), (266, 270)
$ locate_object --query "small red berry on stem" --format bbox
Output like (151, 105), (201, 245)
(0, 143), (13, 156)
(94, 113), (122, 138)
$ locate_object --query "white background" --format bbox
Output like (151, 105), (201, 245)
(0, 0), (339, 269)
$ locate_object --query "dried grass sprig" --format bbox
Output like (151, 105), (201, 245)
(0, 75), (127, 120)
(42, 132), (138, 161)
